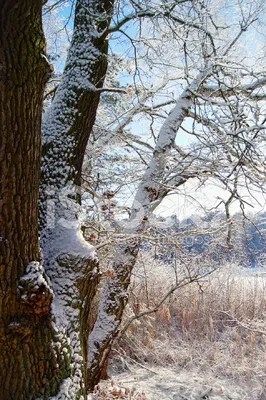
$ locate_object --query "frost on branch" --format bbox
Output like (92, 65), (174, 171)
(18, 261), (53, 316)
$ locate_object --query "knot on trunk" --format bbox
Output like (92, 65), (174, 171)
(18, 261), (53, 316)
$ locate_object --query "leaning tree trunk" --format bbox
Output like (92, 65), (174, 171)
(0, 1), (70, 399)
(86, 74), (210, 390)
(39, 0), (115, 397)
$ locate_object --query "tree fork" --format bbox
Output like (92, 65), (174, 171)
(39, 0), (115, 397)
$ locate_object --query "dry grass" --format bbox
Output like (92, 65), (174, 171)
(113, 260), (266, 388)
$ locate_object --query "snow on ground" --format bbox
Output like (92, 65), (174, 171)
(89, 266), (266, 400)
(94, 363), (265, 400)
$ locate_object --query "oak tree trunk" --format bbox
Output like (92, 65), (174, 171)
(0, 1), (69, 399)
(0, 0), (114, 398)
(39, 0), (115, 397)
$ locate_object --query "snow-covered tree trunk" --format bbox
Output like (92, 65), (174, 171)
(39, 0), (115, 397)
(86, 73), (209, 390)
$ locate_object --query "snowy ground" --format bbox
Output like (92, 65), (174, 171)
(93, 362), (266, 400)
(90, 266), (266, 400)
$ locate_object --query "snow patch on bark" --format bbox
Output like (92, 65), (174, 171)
(19, 261), (52, 294)
(42, 224), (96, 262)
(87, 272), (128, 371)
(42, 226), (98, 399)
(49, 376), (85, 400)
(88, 311), (116, 366)
(47, 256), (93, 399)
(131, 92), (192, 227)
(132, 71), (210, 226)
(18, 261), (53, 317)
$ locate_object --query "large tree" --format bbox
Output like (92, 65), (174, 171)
(0, 1), (56, 398)
(1, 0), (266, 398)
(0, 0), (114, 398)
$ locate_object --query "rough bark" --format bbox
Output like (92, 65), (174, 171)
(0, 0), (114, 397)
(0, 1), (68, 399)
(40, 0), (114, 221)
(38, 0), (115, 397)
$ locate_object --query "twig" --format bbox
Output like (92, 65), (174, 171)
(117, 269), (216, 340)
(95, 87), (128, 94)
(218, 310), (266, 336)
(112, 349), (158, 375)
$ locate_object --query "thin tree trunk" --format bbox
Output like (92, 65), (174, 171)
(86, 75), (209, 390)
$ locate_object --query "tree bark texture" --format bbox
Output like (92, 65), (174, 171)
(40, 0), (115, 232)
(38, 0), (115, 398)
(87, 240), (141, 390)
(0, 1), (68, 399)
